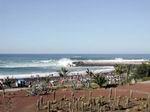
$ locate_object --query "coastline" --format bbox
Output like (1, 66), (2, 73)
(0, 67), (114, 79)
(0, 59), (148, 79)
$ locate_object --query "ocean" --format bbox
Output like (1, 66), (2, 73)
(0, 54), (150, 78)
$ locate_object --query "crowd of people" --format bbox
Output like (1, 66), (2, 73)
(0, 69), (123, 92)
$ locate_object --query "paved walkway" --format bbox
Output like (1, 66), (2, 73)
(139, 80), (150, 84)
(0, 87), (28, 92)
(0, 81), (150, 93)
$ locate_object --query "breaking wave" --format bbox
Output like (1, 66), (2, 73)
(0, 57), (147, 68)
(0, 58), (75, 68)
(85, 58), (146, 63)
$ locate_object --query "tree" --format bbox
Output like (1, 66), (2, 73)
(93, 75), (107, 87)
(114, 64), (127, 75)
(115, 64), (135, 84)
(115, 63), (150, 83)
(133, 63), (150, 79)
(58, 67), (68, 77)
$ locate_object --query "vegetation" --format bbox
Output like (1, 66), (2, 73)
(86, 68), (94, 77)
(3, 77), (14, 88)
(27, 82), (53, 96)
(114, 64), (128, 75)
(134, 63), (150, 79)
(142, 77), (150, 81)
(92, 75), (107, 87)
(80, 78), (91, 88)
(114, 62), (150, 84)
(58, 67), (69, 77)
(71, 80), (78, 90)
(45, 76), (51, 83)
(36, 90), (150, 112)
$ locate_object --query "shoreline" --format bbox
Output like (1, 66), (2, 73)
(0, 67), (114, 79)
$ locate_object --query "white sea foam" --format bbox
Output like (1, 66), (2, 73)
(0, 67), (115, 79)
(0, 58), (147, 68)
(85, 58), (147, 63)
(0, 58), (76, 68)
(57, 58), (75, 67)
(0, 72), (59, 79)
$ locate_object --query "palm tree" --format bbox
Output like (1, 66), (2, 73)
(58, 67), (68, 77)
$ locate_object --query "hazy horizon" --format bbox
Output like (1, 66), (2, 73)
(1, 0), (150, 54)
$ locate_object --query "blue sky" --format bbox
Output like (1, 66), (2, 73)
(0, 0), (150, 54)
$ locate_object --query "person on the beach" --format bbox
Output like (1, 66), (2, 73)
(28, 81), (32, 88)
(48, 80), (54, 88)
(60, 78), (64, 85)
(0, 80), (3, 89)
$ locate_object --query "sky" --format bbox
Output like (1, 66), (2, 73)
(0, 0), (150, 54)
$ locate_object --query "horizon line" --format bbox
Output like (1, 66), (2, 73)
(0, 53), (150, 55)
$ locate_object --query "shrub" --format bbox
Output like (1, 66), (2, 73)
(142, 77), (150, 81)
(3, 77), (14, 88)
(114, 64), (127, 75)
(93, 75), (107, 87)
(45, 76), (51, 83)
(90, 82), (99, 89)
(27, 82), (52, 95)
(81, 78), (91, 88)
(58, 67), (68, 77)
(134, 63), (150, 79)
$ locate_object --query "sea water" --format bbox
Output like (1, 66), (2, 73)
(0, 54), (150, 78)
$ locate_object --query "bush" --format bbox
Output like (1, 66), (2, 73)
(134, 63), (150, 79)
(90, 83), (99, 89)
(142, 77), (150, 81)
(93, 75), (107, 87)
(45, 76), (51, 83)
(27, 82), (52, 96)
(114, 63), (150, 82)
(3, 77), (14, 88)
(58, 67), (68, 77)
(81, 78), (91, 88)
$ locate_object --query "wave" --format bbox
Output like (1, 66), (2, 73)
(85, 58), (147, 63)
(57, 58), (75, 67)
(0, 57), (148, 68)
(0, 58), (76, 68)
